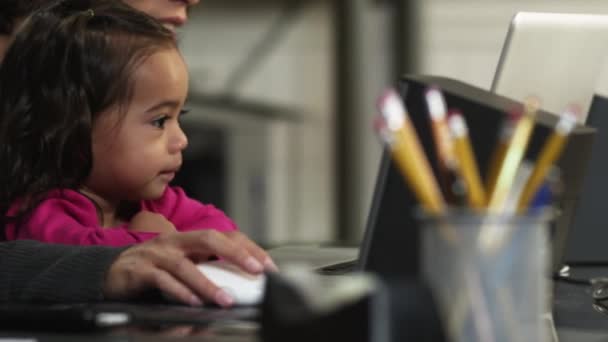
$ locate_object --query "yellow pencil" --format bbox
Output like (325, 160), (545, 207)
(376, 88), (446, 215)
(487, 97), (540, 212)
(485, 110), (518, 196)
(516, 107), (579, 212)
(479, 97), (540, 254)
(447, 110), (487, 209)
(425, 86), (460, 202)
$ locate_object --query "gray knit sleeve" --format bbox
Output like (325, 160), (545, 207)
(0, 240), (127, 302)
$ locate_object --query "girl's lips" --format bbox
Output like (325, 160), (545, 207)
(160, 16), (187, 30)
(159, 171), (176, 182)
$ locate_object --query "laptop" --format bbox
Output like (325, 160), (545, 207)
(491, 11), (608, 122)
(269, 74), (595, 280)
(274, 13), (607, 276)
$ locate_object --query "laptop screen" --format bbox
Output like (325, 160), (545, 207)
(491, 12), (608, 122)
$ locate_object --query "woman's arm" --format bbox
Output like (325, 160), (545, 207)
(0, 240), (125, 302)
(0, 231), (276, 307)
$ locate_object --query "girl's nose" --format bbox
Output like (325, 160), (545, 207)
(170, 126), (189, 153)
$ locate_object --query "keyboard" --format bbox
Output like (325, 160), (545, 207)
(316, 259), (358, 275)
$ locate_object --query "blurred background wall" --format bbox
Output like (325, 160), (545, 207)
(172, 0), (608, 247)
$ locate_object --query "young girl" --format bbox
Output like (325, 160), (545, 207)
(0, 0), (238, 247)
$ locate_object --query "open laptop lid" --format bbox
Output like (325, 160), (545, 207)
(491, 12), (608, 122)
(356, 147), (418, 277)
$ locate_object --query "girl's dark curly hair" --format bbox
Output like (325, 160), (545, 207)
(0, 0), (176, 224)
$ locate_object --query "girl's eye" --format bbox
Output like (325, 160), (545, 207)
(152, 115), (169, 128)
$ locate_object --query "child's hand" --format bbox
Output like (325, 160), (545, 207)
(129, 211), (177, 234)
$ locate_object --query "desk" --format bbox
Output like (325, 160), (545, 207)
(554, 266), (608, 342)
(2, 276), (608, 341)
(0, 320), (260, 341)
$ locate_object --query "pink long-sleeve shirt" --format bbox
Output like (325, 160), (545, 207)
(4, 187), (237, 246)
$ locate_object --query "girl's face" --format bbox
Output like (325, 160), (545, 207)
(85, 48), (189, 202)
(122, 0), (200, 31)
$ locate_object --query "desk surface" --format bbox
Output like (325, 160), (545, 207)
(2, 272), (608, 341)
(554, 266), (608, 341)
(0, 321), (260, 341)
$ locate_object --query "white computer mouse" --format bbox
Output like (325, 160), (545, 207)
(197, 260), (266, 306)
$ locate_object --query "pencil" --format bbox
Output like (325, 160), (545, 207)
(375, 88), (446, 215)
(447, 110), (487, 209)
(516, 106), (579, 212)
(425, 86), (459, 202)
(479, 97), (540, 254)
(487, 97), (540, 212)
(485, 109), (519, 197)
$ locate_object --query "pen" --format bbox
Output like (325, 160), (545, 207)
(447, 110), (487, 209)
(529, 166), (561, 212)
(516, 106), (579, 213)
(375, 88), (446, 215)
(425, 86), (461, 203)
(529, 181), (553, 212)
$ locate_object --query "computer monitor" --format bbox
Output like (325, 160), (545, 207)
(491, 12), (608, 122)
